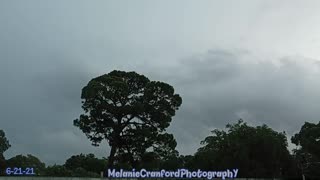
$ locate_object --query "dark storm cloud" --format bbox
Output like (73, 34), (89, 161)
(143, 49), (320, 155)
(0, 51), (107, 165)
(2, 0), (320, 165)
(2, 46), (320, 163)
(0, 0), (125, 164)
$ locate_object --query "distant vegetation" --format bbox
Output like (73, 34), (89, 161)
(0, 70), (319, 179)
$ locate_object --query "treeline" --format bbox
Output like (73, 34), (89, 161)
(0, 152), (106, 177)
(0, 119), (320, 179)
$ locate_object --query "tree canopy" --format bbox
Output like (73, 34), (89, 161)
(6, 154), (46, 175)
(74, 70), (182, 168)
(0, 130), (10, 175)
(292, 121), (320, 159)
(0, 130), (10, 155)
(64, 153), (107, 175)
(292, 121), (320, 178)
(194, 119), (294, 178)
(2, 119), (319, 179)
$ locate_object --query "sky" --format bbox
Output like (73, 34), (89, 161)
(1, 0), (320, 165)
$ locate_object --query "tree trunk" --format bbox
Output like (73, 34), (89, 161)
(107, 145), (117, 169)
(0, 153), (6, 176)
(130, 155), (137, 169)
(107, 125), (121, 169)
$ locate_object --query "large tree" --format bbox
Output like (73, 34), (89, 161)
(292, 121), (320, 160)
(292, 121), (320, 179)
(195, 119), (294, 178)
(74, 70), (182, 168)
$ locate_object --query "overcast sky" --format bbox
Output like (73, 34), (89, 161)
(1, 0), (320, 165)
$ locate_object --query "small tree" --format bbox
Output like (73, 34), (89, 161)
(64, 153), (107, 174)
(0, 130), (10, 155)
(0, 130), (10, 175)
(6, 154), (46, 175)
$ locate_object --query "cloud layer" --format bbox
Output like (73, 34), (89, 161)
(1, 0), (320, 165)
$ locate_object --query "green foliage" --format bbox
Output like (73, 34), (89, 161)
(195, 119), (293, 178)
(291, 121), (320, 178)
(159, 154), (183, 170)
(292, 121), (320, 159)
(136, 152), (161, 170)
(6, 154), (46, 175)
(0, 130), (10, 175)
(44, 164), (100, 177)
(43, 165), (72, 177)
(74, 70), (182, 168)
(70, 167), (100, 177)
(0, 130), (10, 154)
(64, 153), (106, 174)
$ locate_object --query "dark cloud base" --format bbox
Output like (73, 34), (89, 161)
(2, 49), (320, 164)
